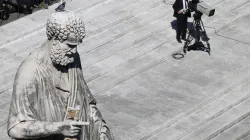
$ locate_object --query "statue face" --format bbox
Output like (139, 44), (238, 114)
(50, 39), (78, 66)
(46, 12), (85, 66)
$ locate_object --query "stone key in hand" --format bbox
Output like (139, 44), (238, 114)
(70, 121), (90, 126)
(65, 121), (90, 140)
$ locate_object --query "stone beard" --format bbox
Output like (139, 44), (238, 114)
(50, 41), (75, 66)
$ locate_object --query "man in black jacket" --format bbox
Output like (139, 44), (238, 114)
(173, 0), (191, 43)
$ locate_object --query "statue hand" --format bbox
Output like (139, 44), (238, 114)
(59, 120), (82, 137)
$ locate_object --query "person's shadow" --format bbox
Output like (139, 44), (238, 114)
(170, 19), (209, 42)
(170, 20), (193, 33)
(171, 20), (211, 56)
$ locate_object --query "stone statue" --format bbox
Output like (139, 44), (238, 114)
(7, 11), (114, 140)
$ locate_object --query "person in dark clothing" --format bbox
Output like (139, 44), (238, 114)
(173, 0), (191, 43)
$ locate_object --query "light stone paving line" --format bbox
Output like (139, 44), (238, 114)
(0, 0), (141, 53)
(0, 11), (172, 94)
(202, 0), (250, 33)
(79, 0), (142, 26)
(0, 27), (248, 140)
(0, 7), (172, 95)
(207, 0), (227, 6)
(0, 0), (249, 94)
(0, 1), (164, 72)
(85, 30), (171, 83)
(86, 0), (162, 37)
(0, 0), (230, 74)
(0, 123), (8, 140)
(0, 16), (169, 93)
(0, 0), (248, 92)
(145, 73), (250, 140)
(78, 4), (169, 55)
(0, 108), (8, 126)
(0, 0), (140, 51)
(0, 0), (149, 51)
(80, 0), (250, 84)
(75, 0), (115, 14)
(0, 37), (46, 61)
(91, 40), (243, 106)
(0, 4), (169, 85)
(137, 75), (250, 140)
(204, 113), (250, 140)
(93, 54), (215, 102)
(0, 0), (109, 47)
(81, 14), (170, 69)
(138, 17), (250, 139)
(202, 100), (250, 140)
(0, 15), (167, 90)
(0, 0), (234, 63)
(172, 89), (250, 140)
(0, 0), (248, 93)
(235, 130), (250, 140)
(86, 25), (240, 93)
(79, 0), (144, 23)
(93, 47), (174, 95)
(178, 97), (250, 140)
(0, 118), (8, 126)
(0, 120), (7, 128)
(194, 0), (250, 34)
(210, 114), (250, 140)
(139, 44), (250, 139)
(86, 12), (250, 137)
(0, 0), (248, 135)
(0, 0), (162, 63)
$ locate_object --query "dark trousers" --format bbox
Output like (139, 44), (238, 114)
(34, 0), (40, 5)
(176, 14), (188, 39)
(44, 0), (50, 4)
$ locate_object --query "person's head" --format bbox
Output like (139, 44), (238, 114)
(46, 12), (85, 66)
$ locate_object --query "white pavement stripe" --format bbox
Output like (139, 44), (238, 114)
(212, 115), (250, 140)
(0, 0), (109, 47)
(179, 98), (250, 140)
(0, 0), (248, 95)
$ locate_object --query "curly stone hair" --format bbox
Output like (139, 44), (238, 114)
(46, 12), (85, 43)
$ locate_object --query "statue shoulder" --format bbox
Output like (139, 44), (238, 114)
(15, 52), (38, 84)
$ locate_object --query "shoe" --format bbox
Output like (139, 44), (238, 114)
(33, 4), (39, 8)
(176, 37), (182, 43)
(23, 6), (33, 14)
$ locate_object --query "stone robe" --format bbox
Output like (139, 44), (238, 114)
(7, 43), (112, 140)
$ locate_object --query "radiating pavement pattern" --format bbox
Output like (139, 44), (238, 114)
(0, 0), (250, 139)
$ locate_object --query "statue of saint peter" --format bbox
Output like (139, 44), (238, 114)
(7, 11), (114, 140)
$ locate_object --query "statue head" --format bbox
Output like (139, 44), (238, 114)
(46, 12), (85, 66)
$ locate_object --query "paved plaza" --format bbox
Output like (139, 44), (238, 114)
(0, 0), (250, 139)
